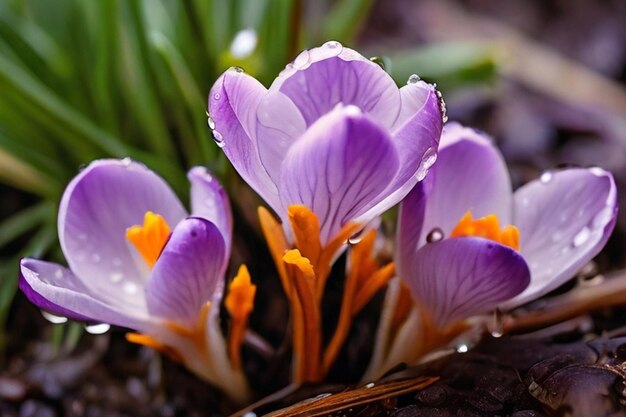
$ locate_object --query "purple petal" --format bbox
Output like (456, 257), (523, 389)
(58, 159), (187, 307)
(505, 168), (617, 307)
(208, 69), (282, 212)
(188, 167), (232, 253)
(145, 217), (227, 325)
(396, 181), (430, 275)
(359, 81), (443, 222)
(404, 238), (530, 327)
(19, 259), (150, 328)
(279, 105), (400, 244)
(417, 123), (513, 247)
(270, 43), (401, 130)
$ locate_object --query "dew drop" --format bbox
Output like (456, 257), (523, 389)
(41, 311), (68, 324)
(213, 92), (221, 100)
(242, 412), (257, 417)
(593, 206), (613, 229)
(110, 272), (124, 283)
(426, 227), (444, 243)
(416, 147), (437, 181)
(407, 74), (421, 84)
(207, 114), (215, 130)
(348, 231), (364, 245)
(232, 66), (245, 73)
(589, 167), (605, 177)
(121, 157), (132, 167)
(85, 323), (111, 335)
(369, 56), (386, 70)
(323, 40), (341, 49)
(456, 343), (469, 353)
(572, 226), (591, 247)
(212, 130), (225, 147)
(123, 282), (139, 295)
(540, 171), (553, 184)
(293, 50), (310, 69)
(365, 382), (375, 388)
(54, 269), (63, 279)
(489, 309), (504, 338)
(91, 253), (101, 263)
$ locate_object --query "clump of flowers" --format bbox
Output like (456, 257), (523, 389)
(19, 43), (618, 404)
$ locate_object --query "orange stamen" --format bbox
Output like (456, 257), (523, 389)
(288, 205), (322, 269)
(450, 211), (520, 251)
(283, 249), (321, 382)
(126, 332), (184, 362)
(258, 207), (291, 295)
(225, 265), (257, 370)
(126, 211), (171, 268)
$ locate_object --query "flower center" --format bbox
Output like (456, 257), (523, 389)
(126, 211), (171, 268)
(450, 211), (520, 251)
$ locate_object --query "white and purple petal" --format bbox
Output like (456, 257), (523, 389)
(279, 105), (399, 244)
(145, 217), (227, 326)
(417, 124), (513, 247)
(58, 159), (186, 309)
(405, 238), (530, 328)
(19, 259), (151, 328)
(505, 168), (618, 307)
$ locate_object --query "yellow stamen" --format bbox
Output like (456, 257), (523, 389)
(450, 211), (520, 251)
(126, 211), (171, 268)
(225, 265), (257, 371)
(288, 205), (322, 268)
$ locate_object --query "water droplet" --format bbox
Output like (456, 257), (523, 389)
(85, 323), (111, 335)
(365, 382), (375, 388)
(230, 28), (257, 59)
(324, 40), (341, 49)
(213, 92), (221, 100)
(242, 413), (257, 417)
(540, 171), (553, 183)
(123, 282), (139, 295)
(343, 104), (361, 116)
(589, 167), (605, 177)
(573, 226), (591, 247)
(416, 147), (437, 181)
(207, 114), (215, 130)
(369, 56), (386, 70)
(456, 343), (469, 353)
(41, 311), (68, 324)
(407, 74), (421, 84)
(121, 157), (132, 167)
(91, 253), (101, 263)
(110, 272), (124, 283)
(293, 50), (310, 69)
(348, 230), (364, 245)
(489, 309), (504, 338)
(232, 66), (245, 73)
(593, 206), (613, 229)
(54, 269), (63, 279)
(426, 227), (444, 243)
(212, 130), (225, 147)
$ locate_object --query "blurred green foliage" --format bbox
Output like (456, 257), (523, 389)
(0, 0), (498, 349)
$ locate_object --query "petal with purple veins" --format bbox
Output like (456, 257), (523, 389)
(145, 218), (227, 326)
(417, 124), (513, 247)
(20, 259), (151, 328)
(279, 106), (399, 245)
(58, 159), (187, 308)
(188, 167), (233, 253)
(405, 238), (530, 328)
(505, 168), (617, 307)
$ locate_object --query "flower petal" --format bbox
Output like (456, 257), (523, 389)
(417, 123), (513, 247)
(270, 42), (401, 130)
(360, 81), (443, 222)
(506, 168), (618, 307)
(396, 181), (430, 275)
(58, 159), (186, 309)
(145, 217), (227, 325)
(188, 167), (233, 252)
(208, 69), (282, 212)
(19, 259), (150, 328)
(405, 238), (530, 327)
(279, 106), (399, 244)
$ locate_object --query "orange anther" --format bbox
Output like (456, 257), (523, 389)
(450, 211), (520, 251)
(225, 265), (256, 370)
(126, 211), (171, 268)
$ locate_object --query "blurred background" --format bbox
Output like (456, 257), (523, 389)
(0, 0), (625, 415)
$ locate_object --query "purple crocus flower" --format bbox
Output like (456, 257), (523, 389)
(397, 123), (618, 328)
(19, 159), (248, 402)
(208, 41), (444, 244)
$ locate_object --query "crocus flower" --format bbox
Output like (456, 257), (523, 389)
(19, 159), (250, 402)
(397, 122), (617, 328)
(208, 41), (444, 245)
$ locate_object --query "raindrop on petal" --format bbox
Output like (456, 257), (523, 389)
(212, 130), (225, 148)
(85, 323), (111, 335)
(365, 382), (375, 388)
(123, 282), (139, 295)
(91, 253), (101, 263)
(369, 56), (386, 70)
(232, 66), (245, 73)
(593, 206), (614, 229)
(540, 171), (553, 184)
(121, 157), (132, 167)
(110, 272), (124, 283)
(213, 92), (221, 100)
(407, 74), (421, 84)
(323, 40), (341, 49)
(41, 311), (68, 324)
(572, 226), (591, 247)
(489, 309), (504, 338)
(426, 227), (444, 243)
(54, 269), (63, 279)
(456, 343), (469, 353)
(416, 147), (437, 181)
(207, 114), (215, 130)
(293, 50), (310, 69)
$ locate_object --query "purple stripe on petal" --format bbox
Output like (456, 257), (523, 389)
(58, 159), (186, 309)
(505, 168), (618, 307)
(145, 217), (227, 326)
(396, 180), (431, 276)
(270, 43), (401, 130)
(188, 167), (233, 253)
(279, 105), (399, 244)
(417, 124), (513, 247)
(405, 238), (530, 328)
(208, 69), (282, 214)
(20, 259), (149, 329)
